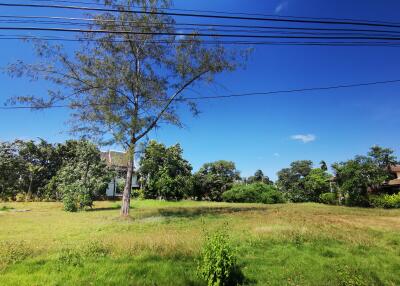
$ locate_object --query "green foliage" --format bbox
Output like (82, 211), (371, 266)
(0, 205), (13, 211)
(62, 191), (78, 212)
(260, 188), (286, 204)
(332, 146), (397, 207)
(198, 231), (243, 286)
(140, 141), (193, 200)
(57, 248), (83, 268)
(246, 169), (273, 185)
(82, 240), (109, 258)
(0, 241), (30, 270)
(54, 140), (112, 211)
(320, 193), (337, 205)
(277, 161), (331, 203)
(335, 265), (368, 286)
(194, 161), (240, 201)
(303, 169), (332, 202)
(222, 183), (284, 204)
(370, 193), (400, 209)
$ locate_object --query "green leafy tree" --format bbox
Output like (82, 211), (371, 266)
(320, 160), (328, 171)
(52, 140), (112, 211)
(6, 0), (247, 216)
(276, 160), (314, 202)
(193, 161), (240, 201)
(333, 146), (398, 207)
(0, 141), (23, 199)
(303, 168), (332, 202)
(139, 140), (192, 200)
(17, 139), (61, 199)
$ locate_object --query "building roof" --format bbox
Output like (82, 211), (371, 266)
(100, 151), (130, 168)
(388, 178), (400, 186)
(390, 165), (400, 172)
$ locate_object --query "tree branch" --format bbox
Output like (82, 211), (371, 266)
(135, 70), (209, 142)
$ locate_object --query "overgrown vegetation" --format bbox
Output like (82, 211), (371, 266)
(0, 201), (399, 285)
(0, 139), (113, 211)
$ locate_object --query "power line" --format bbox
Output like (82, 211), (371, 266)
(2, 35), (400, 47)
(2, 78), (400, 110)
(3, 18), (400, 37)
(1, 15), (400, 37)
(3, 3), (400, 29)
(3, 26), (400, 41)
(29, 0), (400, 26)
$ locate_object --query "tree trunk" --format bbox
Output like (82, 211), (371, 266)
(121, 144), (135, 217)
(27, 173), (33, 199)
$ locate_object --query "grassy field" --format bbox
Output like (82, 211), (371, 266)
(0, 200), (399, 285)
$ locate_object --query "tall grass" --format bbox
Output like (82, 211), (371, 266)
(0, 200), (399, 285)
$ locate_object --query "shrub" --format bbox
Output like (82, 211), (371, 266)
(62, 191), (78, 212)
(198, 231), (243, 286)
(0, 241), (31, 270)
(15, 193), (26, 202)
(222, 183), (284, 204)
(370, 193), (400, 209)
(320, 193), (337, 205)
(57, 248), (82, 268)
(82, 240), (109, 258)
(260, 188), (285, 204)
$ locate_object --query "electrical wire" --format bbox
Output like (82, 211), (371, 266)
(2, 78), (400, 110)
(2, 3), (400, 29)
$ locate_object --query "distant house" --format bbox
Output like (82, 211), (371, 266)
(100, 151), (140, 198)
(388, 165), (400, 188)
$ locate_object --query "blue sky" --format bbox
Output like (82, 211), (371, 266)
(1, 0), (400, 179)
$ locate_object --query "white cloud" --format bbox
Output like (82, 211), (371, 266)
(273, 153), (280, 157)
(290, 134), (316, 143)
(275, 1), (289, 14)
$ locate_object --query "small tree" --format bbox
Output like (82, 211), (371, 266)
(53, 140), (112, 211)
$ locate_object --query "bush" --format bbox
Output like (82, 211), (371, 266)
(260, 188), (285, 204)
(0, 241), (31, 270)
(370, 193), (400, 209)
(82, 240), (109, 258)
(57, 248), (83, 268)
(222, 183), (284, 204)
(62, 192), (78, 212)
(320, 193), (337, 205)
(15, 193), (26, 202)
(198, 231), (243, 286)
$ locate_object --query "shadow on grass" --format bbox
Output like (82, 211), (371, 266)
(156, 206), (268, 219)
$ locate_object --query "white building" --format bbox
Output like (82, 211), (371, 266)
(101, 151), (140, 198)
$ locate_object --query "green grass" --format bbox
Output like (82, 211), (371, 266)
(0, 200), (399, 285)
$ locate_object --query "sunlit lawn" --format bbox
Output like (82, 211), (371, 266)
(0, 200), (399, 285)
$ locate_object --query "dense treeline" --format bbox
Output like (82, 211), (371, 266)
(137, 141), (399, 208)
(0, 139), (112, 210)
(1, 139), (399, 210)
